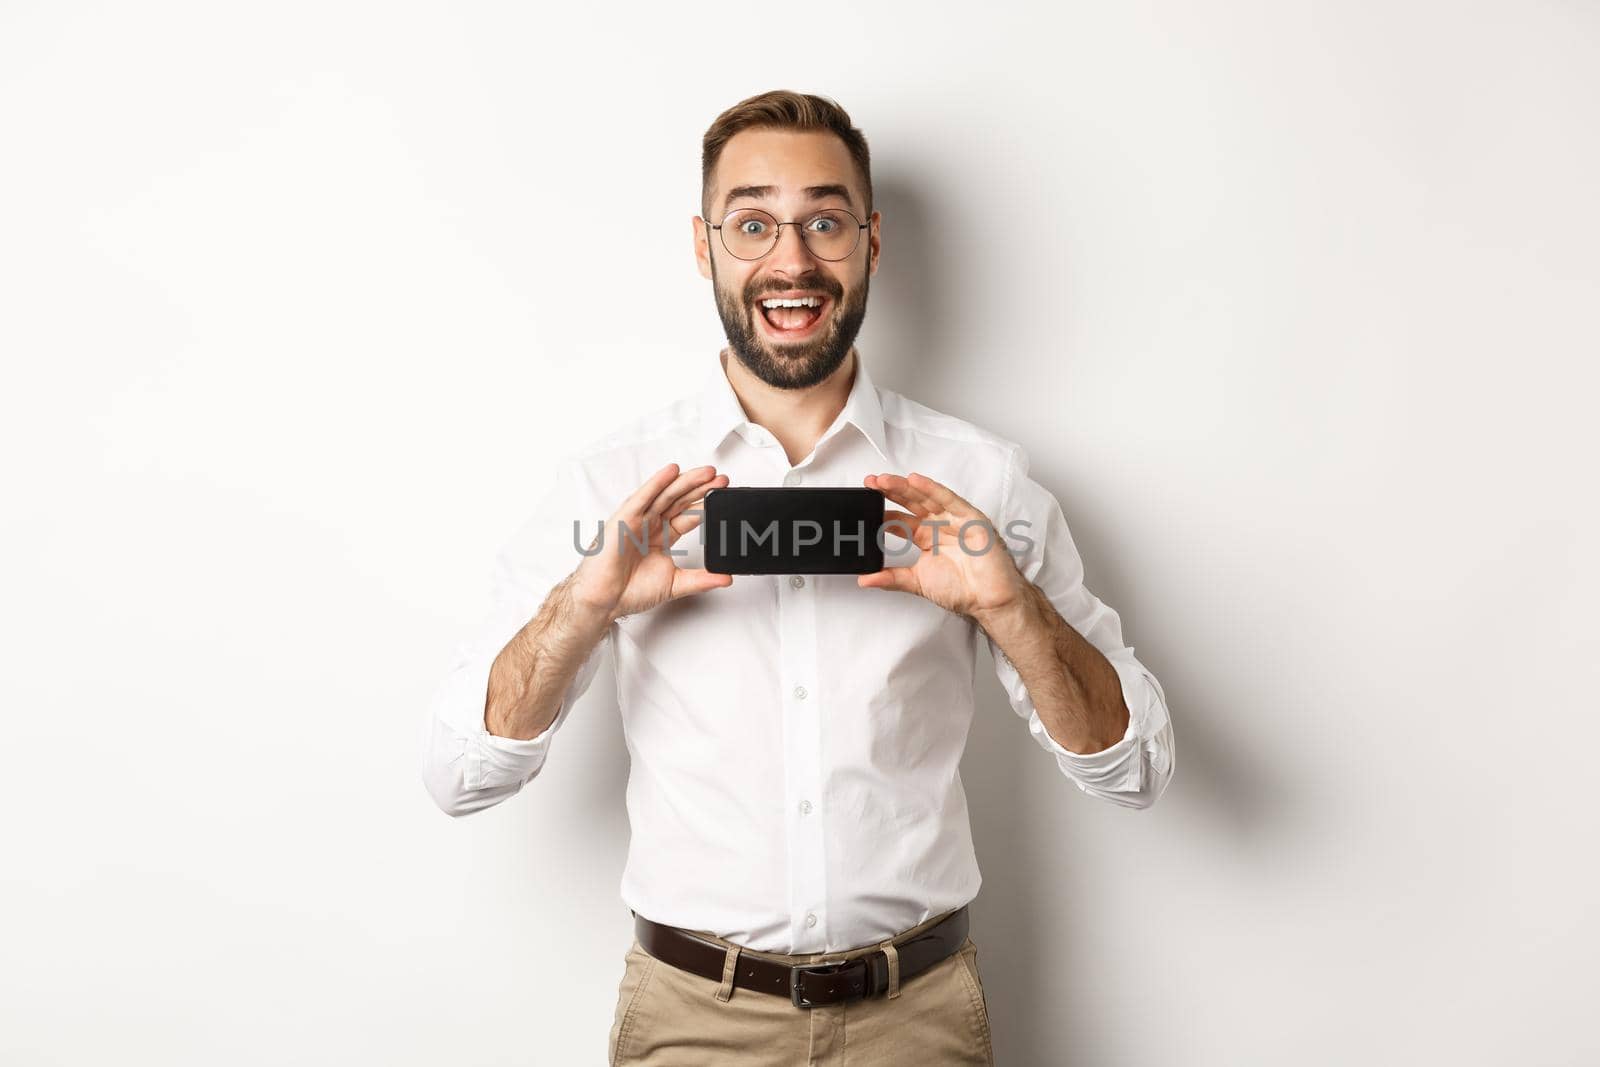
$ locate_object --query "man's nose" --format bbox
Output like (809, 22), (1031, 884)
(766, 221), (820, 276)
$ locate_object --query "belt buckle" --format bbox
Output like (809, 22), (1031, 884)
(789, 958), (867, 1009)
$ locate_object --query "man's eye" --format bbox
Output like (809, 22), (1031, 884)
(807, 217), (838, 233)
(738, 220), (768, 235)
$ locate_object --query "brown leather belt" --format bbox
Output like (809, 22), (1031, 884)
(632, 905), (969, 1009)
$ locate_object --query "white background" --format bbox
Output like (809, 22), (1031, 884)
(3, 2), (1596, 1064)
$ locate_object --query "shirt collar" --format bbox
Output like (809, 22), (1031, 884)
(694, 350), (891, 463)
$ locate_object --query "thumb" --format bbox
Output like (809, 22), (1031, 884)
(857, 566), (918, 595)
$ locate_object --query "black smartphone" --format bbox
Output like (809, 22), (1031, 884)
(701, 487), (886, 575)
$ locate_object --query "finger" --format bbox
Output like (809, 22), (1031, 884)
(876, 472), (949, 518)
(671, 567), (734, 599)
(666, 512), (699, 543)
(890, 473), (952, 516)
(618, 463), (685, 519)
(875, 490), (943, 552)
(879, 509), (922, 541)
(639, 466), (722, 543)
(666, 476), (729, 541)
(857, 565), (920, 596)
(667, 475), (728, 522)
(905, 471), (978, 517)
(644, 464), (720, 520)
(864, 473), (932, 517)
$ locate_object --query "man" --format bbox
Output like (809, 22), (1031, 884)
(421, 90), (1175, 1066)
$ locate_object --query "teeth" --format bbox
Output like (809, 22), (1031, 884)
(760, 296), (822, 308)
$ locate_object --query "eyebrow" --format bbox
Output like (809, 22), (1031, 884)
(722, 183), (856, 214)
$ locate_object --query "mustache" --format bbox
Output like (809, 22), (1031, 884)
(745, 279), (843, 302)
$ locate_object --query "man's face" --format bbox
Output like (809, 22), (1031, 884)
(694, 128), (881, 390)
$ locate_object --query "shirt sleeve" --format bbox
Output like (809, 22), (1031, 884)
(420, 454), (613, 817)
(984, 444), (1176, 810)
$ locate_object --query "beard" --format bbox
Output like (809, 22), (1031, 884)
(711, 257), (869, 390)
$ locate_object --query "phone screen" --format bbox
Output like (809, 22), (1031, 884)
(701, 487), (886, 575)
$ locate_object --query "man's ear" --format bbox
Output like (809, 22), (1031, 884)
(693, 214), (713, 280)
(867, 210), (881, 277)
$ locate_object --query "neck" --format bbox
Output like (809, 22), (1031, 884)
(721, 346), (858, 466)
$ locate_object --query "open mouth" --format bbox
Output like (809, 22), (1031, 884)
(755, 293), (831, 341)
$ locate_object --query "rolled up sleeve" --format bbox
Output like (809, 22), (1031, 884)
(985, 445), (1176, 810)
(420, 455), (612, 817)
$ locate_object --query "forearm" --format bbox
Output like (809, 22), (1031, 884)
(974, 579), (1130, 754)
(484, 571), (614, 740)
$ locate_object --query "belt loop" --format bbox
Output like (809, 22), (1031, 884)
(714, 942), (741, 1002)
(877, 938), (901, 1000)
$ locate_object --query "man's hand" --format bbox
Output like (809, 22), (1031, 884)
(572, 462), (733, 623)
(484, 463), (731, 741)
(864, 470), (1131, 755)
(859, 471), (1028, 622)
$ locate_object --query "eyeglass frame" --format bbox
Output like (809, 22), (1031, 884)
(700, 206), (871, 262)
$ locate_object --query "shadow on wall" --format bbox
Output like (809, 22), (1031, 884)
(858, 171), (962, 393)
(870, 166), (1298, 1064)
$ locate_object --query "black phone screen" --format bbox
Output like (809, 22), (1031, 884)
(701, 486), (886, 575)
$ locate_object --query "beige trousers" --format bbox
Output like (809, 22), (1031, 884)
(608, 907), (994, 1066)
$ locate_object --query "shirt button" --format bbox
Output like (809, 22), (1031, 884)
(783, 470), (802, 486)
(793, 685), (807, 700)
(790, 575), (805, 589)
(799, 799), (812, 815)
(806, 912), (818, 928)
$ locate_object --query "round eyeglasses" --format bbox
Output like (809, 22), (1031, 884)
(704, 207), (868, 262)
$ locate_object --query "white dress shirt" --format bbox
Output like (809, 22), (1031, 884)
(420, 352), (1175, 954)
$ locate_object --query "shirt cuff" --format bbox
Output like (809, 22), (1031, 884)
(434, 652), (560, 792)
(1024, 654), (1155, 793)
(466, 719), (557, 791)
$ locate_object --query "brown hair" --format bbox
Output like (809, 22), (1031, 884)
(701, 90), (872, 219)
